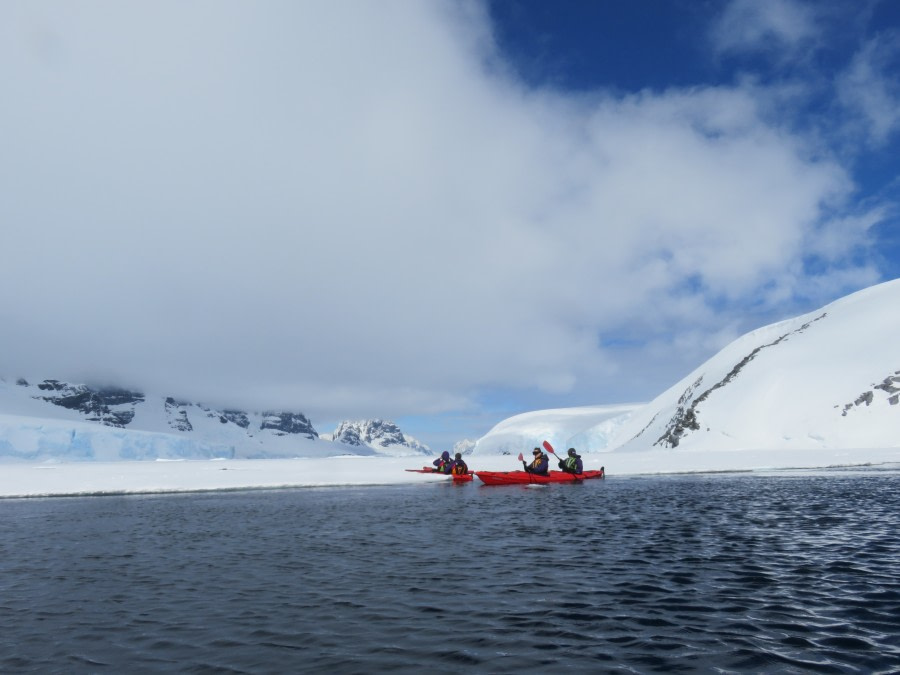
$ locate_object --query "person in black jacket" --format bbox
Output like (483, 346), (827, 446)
(558, 447), (583, 475)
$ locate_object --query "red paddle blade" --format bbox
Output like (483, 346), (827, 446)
(517, 453), (524, 461)
(542, 440), (556, 455)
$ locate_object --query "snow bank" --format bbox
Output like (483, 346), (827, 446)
(1, 449), (898, 499)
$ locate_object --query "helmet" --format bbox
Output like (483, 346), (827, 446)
(568, 448), (577, 456)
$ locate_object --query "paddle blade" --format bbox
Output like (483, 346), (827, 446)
(542, 440), (556, 455)
(517, 453), (524, 462)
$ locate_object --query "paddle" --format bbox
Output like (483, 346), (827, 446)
(543, 440), (566, 468)
(518, 452), (539, 484)
(543, 440), (579, 476)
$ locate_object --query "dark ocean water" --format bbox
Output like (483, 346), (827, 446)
(2, 468), (899, 673)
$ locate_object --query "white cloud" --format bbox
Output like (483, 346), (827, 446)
(0, 1), (882, 428)
(711, 0), (820, 58)
(837, 32), (900, 147)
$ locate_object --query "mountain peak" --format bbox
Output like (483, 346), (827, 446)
(332, 419), (431, 456)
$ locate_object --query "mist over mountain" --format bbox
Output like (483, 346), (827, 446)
(2, 279), (897, 463)
(0, 377), (437, 462)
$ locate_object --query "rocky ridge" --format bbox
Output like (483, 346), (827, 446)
(331, 419), (430, 455)
(15, 378), (318, 441)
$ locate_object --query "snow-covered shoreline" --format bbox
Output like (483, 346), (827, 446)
(2, 448), (898, 499)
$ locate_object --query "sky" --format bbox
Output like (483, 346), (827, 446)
(1, 0), (899, 452)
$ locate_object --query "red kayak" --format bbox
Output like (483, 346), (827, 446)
(406, 467), (474, 482)
(475, 468), (605, 486)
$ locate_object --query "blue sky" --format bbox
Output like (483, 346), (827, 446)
(1, 1), (898, 451)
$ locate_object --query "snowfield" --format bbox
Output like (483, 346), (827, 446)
(1, 448), (898, 499)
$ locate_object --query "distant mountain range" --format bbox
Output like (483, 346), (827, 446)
(0, 379), (430, 461)
(3, 279), (898, 462)
(474, 279), (899, 455)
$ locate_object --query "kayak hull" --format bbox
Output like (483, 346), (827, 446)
(406, 468), (473, 482)
(475, 469), (604, 486)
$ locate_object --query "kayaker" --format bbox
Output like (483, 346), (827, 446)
(523, 447), (549, 475)
(450, 452), (468, 475)
(558, 448), (583, 475)
(432, 451), (452, 474)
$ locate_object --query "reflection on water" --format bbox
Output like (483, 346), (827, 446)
(1, 469), (899, 673)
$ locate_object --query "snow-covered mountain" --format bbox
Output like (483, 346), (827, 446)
(0, 378), (438, 462)
(330, 419), (431, 457)
(475, 279), (899, 455)
(452, 438), (477, 456)
(3, 279), (898, 463)
(0, 378), (328, 461)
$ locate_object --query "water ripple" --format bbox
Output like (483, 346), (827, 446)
(1, 473), (900, 672)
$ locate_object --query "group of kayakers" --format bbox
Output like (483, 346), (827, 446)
(523, 446), (583, 475)
(431, 446), (584, 476)
(431, 451), (469, 475)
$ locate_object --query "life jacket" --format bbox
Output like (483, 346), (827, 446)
(564, 456), (579, 472)
(451, 461), (468, 475)
(529, 454), (548, 474)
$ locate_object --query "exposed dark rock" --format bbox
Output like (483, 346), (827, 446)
(260, 412), (318, 438)
(37, 380), (144, 428)
(333, 419), (407, 446)
(16, 378), (28, 386)
(164, 398), (193, 432)
(654, 313), (827, 448)
(221, 410), (250, 428)
(655, 378), (704, 448)
(874, 374), (900, 395)
(334, 424), (363, 446)
(24, 377), (320, 445)
(331, 419), (428, 453)
(841, 372), (900, 416)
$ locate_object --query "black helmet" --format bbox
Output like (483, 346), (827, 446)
(568, 448), (577, 456)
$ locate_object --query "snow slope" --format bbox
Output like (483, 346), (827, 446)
(612, 279), (899, 453)
(472, 404), (641, 455)
(476, 279), (899, 456)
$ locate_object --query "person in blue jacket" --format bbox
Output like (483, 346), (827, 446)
(558, 447), (583, 475)
(523, 447), (549, 475)
(432, 451), (452, 474)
